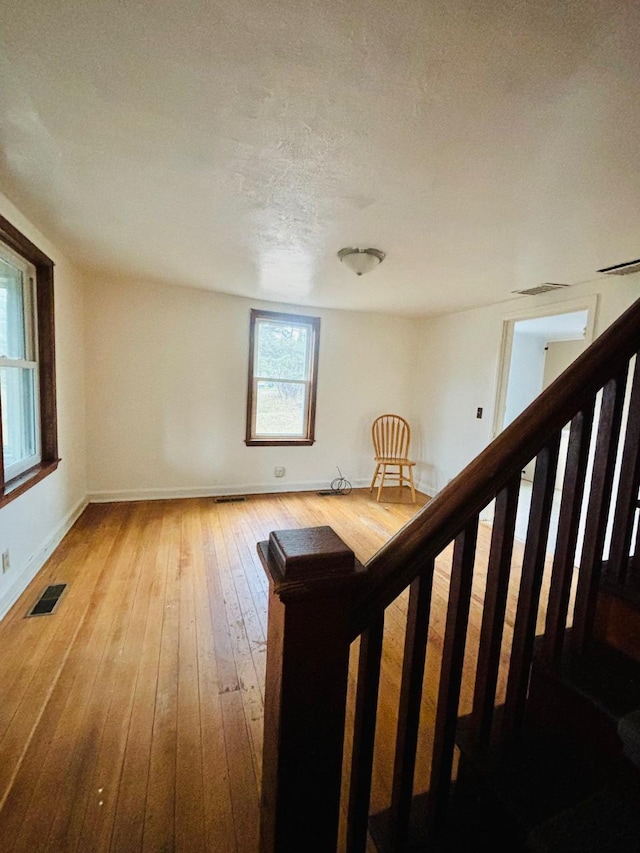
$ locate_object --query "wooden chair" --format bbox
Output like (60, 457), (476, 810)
(370, 413), (417, 503)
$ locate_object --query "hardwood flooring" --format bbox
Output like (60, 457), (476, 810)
(0, 489), (429, 852)
(0, 486), (564, 851)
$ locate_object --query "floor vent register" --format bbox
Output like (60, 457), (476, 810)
(28, 583), (67, 617)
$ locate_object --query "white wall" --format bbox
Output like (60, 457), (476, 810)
(0, 193), (87, 619)
(543, 339), (587, 390)
(503, 333), (547, 429)
(507, 334), (587, 483)
(2, 187), (636, 619)
(413, 277), (640, 497)
(412, 302), (501, 495)
(504, 332), (548, 483)
(84, 276), (420, 500)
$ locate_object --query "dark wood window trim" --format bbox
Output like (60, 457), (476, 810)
(246, 308), (320, 447)
(0, 213), (59, 508)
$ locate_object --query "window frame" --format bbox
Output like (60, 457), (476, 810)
(0, 242), (41, 480)
(245, 308), (320, 447)
(0, 213), (58, 507)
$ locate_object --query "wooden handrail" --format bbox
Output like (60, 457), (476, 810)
(353, 296), (640, 634)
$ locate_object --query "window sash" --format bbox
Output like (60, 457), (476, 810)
(1, 364), (40, 480)
(251, 378), (312, 439)
(254, 316), (312, 382)
(0, 242), (41, 481)
(246, 309), (320, 446)
(0, 358), (38, 369)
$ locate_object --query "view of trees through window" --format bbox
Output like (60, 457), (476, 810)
(255, 321), (309, 435)
(246, 309), (320, 445)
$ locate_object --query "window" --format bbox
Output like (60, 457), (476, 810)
(0, 214), (58, 506)
(246, 309), (320, 446)
(0, 245), (39, 479)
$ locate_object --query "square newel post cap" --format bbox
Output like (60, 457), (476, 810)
(257, 526), (367, 600)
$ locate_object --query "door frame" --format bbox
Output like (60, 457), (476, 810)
(492, 294), (599, 440)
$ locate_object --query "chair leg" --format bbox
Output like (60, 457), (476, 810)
(370, 463), (380, 492)
(377, 464), (386, 502)
(408, 466), (416, 503)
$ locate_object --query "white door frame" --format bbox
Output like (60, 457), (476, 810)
(492, 294), (600, 440)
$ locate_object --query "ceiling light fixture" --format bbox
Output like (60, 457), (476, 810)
(337, 247), (385, 276)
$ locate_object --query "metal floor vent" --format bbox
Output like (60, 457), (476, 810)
(28, 583), (67, 617)
(215, 495), (247, 503)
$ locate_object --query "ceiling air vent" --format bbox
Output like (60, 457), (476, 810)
(512, 283), (570, 297)
(597, 258), (640, 276)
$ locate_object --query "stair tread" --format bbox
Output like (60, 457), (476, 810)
(369, 731), (607, 853)
(601, 560), (640, 608)
(549, 641), (640, 721)
(527, 784), (640, 852)
(370, 647), (640, 853)
(449, 644), (640, 847)
(455, 716), (608, 831)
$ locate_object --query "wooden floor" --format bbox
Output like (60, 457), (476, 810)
(0, 488), (434, 852)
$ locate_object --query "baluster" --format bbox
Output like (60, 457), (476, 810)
(469, 476), (520, 746)
(427, 519), (479, 839)
(388, 565), (435, 850)
(502, 433), (561, 737)
(572, 369), (628, 652)
(347, 612), (385, 853)
(607, 356), (640, 585)
(632, 501), (640, 576)
(543, 400), (596, 666)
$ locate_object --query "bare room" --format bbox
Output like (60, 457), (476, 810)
(1, 1), (640, 851)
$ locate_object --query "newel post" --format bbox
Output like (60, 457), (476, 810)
(257, 526), (367, 853)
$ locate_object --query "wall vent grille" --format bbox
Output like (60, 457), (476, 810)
(512, 283), (571, 296)
(598, 259), (640, 276)
(215, 496), (247, 503)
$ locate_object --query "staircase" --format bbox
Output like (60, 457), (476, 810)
(446, 632), (640, 852)
(366, 585), (640, 852)
(256, 297), (640, 853)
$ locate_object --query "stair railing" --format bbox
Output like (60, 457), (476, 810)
(257, 296), (640, 853)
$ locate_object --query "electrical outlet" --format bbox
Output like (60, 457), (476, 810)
(274, 466), (285, 478)
(2, 550), (9, 573)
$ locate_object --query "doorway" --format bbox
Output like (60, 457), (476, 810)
(491, 298), (598, 546)
(493, 297), (598, 455)
(488, 297), (599, 548)
(503, 310), (588, 482)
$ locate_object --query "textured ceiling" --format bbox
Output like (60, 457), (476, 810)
(1, 0), (640, 317)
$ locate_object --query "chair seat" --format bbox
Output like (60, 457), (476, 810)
(374, 457), (416, 466)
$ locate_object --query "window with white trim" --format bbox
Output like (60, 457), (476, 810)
(246, 309), (320, 446)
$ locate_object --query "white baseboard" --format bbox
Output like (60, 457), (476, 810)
(0, 494), (89, 621)
(0, 473), (431, 620)
(88, 479), (373, 503)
